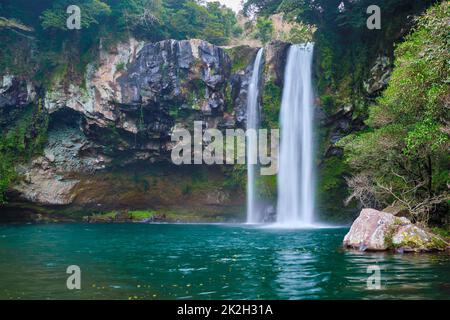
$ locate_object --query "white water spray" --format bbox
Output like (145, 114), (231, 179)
(246, 48), (264, 223)
(276, 43), (315, 227)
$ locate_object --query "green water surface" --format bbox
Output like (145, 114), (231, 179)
(0, 223), (449, 299)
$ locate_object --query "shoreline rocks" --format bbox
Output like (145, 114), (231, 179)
(343, 208), (448, 252)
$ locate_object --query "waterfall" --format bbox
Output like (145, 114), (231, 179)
(276, 43), (315, 227)
(246, 48), (264, 223)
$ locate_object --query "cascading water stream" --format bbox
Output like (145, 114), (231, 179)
(276, 43), (315, 227)
(246, 48), (264, 223)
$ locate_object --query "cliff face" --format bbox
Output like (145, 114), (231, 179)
(0, 38), (289, 219)
(0, 75), (36, 128)
(43, 38), (235, 170)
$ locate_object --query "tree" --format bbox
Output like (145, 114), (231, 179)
(254, 16), (273, 44)
(338, 1), (449, 224)
(110, 0), (165, 40)
(282, 23), (314, 43)
(40, 0), (111, 30)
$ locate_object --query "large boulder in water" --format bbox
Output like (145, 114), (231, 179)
(343, 208), (448, 252)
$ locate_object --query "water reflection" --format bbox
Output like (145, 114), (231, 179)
(0, 224), (448, 299)
(274, 250), (325, 299)
(342, 250), (447, 299)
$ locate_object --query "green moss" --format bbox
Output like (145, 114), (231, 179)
(190, 168), (222, 190)
(224, 82), (233, 112)
(427, 236), (448, 250)
(168, 105), (180, 118)
(316, 157), (354, 221)
(90, 210), (156, 221)
(116, 62), (126, 72)
(384, 229), (395, 249)
(317, 40), (334, 90)
(222, 164), (246, 191)
(256, 174), (277, 200)
(129, 210), (156, 220)
(46, 63), (69, 88)
(398, 232), (426, 248)
(159, 209), (233, 223)
(392, 229), (447, 250)
(225, 46), (254, 73)
(92, 211), (118, 220)
(318, 157), (348, 196)
(177, 79), (207, 114)
(0, 101), (48, 203)
(431, 227), (450, 239)
(320, 94), (337, 115)
(261, 80), (282, 129)
(385, 220), (405, 249)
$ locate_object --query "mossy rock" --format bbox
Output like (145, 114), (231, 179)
(392, 224), (448, 252)
(344, 208), (449, 252)
(225, 46), (259, 73)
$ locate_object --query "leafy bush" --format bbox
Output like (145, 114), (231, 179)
(253, 17), (273, 44)
(0, 101), (48, 203)
(261, 80), (282, 128)
(338, 2), (449, 224)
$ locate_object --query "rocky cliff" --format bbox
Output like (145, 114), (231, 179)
(0, 38), (289, 221)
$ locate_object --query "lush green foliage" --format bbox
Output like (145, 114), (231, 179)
(256, 174), (277, 200)
(316, 156), (354, 221)
(261, 80), (282, 128)
(41, 0), (111, 30)
(0, 0), (238, 78)
(0, 101), (48, 203)
(338, 2), (449, 224)
(243, 0), (441, 220)
(222, 164), (246, 191)
(226, 46), (256, 73)
(36, 0), (237, 44)
(244, 0), (437, 102)
(0, 154), (15, 203)
(253, 16), (273, 44)
(0, 1), (239, 203)
(165, 1), (239, 45)
(281, 22), (314, 43)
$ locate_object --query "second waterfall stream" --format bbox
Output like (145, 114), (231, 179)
(276, 43), (316, 227)
(246, 48), (264, 223)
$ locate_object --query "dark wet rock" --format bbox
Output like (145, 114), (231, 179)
(363, 56), (391, 96)
(119, 39), (231, 114)
(314, 107), (328, 125)
(0, 74), (36, 128)
(325, 146), (344, 158)
(0, 75), (34, 107)
(264, 41), (290, 86)
(230, 48), (260, 127)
